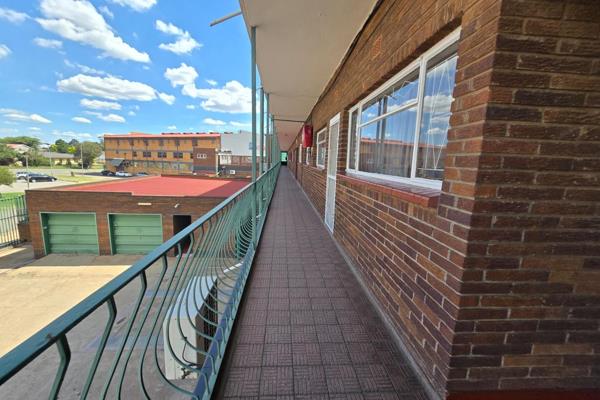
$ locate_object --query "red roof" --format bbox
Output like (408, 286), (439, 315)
(104, 132), (220, 139)
(60, 176), (248, 198)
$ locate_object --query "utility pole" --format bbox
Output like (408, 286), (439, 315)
(80, 141), (85, 173)
(25, 154), (30, 190)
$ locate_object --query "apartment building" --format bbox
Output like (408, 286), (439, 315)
(104, 132), (220, 175)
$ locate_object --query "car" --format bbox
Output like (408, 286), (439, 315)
(136, 172), (149, 176)
(15, 171), (28, 180)
(100, 170), (115, 176)
(26, 173), (57, 183)
(115, 171), (133, 177)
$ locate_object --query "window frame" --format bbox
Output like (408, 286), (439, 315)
(345, 28), (460, 190)
(316, 128), (327, 169)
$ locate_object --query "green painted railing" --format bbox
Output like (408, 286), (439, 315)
(0, 162), (280, 399)
(0, 193), (28, 249)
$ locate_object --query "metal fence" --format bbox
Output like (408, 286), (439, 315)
(0, 162), (280, 399)
(0, 194), (28, 249)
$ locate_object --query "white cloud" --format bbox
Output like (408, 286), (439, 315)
(100, 113), (125, 123)
(158, 92), (175, 105)
(0, 45), (11, 60)
(65, 59), (107, 76)
(0, 7), (29, 24)
(80, 98), (121, 110)
(33, 37), (63, 49)
(165, 64), (251, 114)
(164, 63), (198, 87)
(58, 74), (157, 101)
(110, 0), (156, 12)
(206, 79), (217, 86)
(1, 109), (52, 124)
(72, 116), (91, 124)
(99, 6), (113, 19)
(128, 111), (136, 116)
(155, 20), (201, 55)
(29, 127), (42, 131)
(85, 111), (125, 123)
(37, 0), (150, 63)
(167, 125), (176, 130)
(51, 130), (92, 139)
(203, 118), (226, 126)
(186, 104), (196, 110)
(230, 121), (250, 127)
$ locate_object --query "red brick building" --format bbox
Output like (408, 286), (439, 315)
(247, 0), (600, 398)
(25, 176), (248, 258)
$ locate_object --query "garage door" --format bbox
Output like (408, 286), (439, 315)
(109, 214), (163, 254)
(42, 213), (99, 254)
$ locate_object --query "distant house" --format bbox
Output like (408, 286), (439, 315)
(41, 152), (75, 165)
(6, 144), (32, 154)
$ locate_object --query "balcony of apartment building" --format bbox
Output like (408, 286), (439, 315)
(1, 1), (599, 399)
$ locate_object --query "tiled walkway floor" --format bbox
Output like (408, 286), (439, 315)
(214, 167), (429, 399)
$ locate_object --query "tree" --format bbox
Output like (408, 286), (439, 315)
(17, 150), (50, 167)
(0, 144), (18, 165)
(54, 139), (70, 153)
(75, 141), (103, 168)
(0, 168), (15, 186)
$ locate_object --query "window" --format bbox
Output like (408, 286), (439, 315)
(346, 29), (459, 188)
(143, 151), (151, 158)
(196, 153), (207, 159)
(143, 139), (149, 146)
(157, 151), (167, 158)
(173, 152), (183, 159)
(192, 138), (198, 146)
(305, 147), (311, 165)
(159, 139), (164, 146)
(220, 154), (232, 165)
(316, 128), (327, 168)
(132, 151), (137, 157)
(298, 146), (302, 164)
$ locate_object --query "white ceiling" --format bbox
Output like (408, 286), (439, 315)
(239, 0), (377, 150)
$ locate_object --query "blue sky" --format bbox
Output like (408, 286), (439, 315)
(0, 0), (252, 144)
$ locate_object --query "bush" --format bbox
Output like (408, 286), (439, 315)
(0, 168), (15, 186)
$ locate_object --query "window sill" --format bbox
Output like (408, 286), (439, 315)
(338, 172), (440, 208)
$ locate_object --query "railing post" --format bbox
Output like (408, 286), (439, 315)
(265, 93), (270, 169)
(251, 25), (257, 248)
(259, 87), (264, 176)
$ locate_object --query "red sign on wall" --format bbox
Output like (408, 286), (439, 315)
(302, 124), (313, 148)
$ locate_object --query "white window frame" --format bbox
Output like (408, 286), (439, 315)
(345, 28), (460, 190)
(316, 128), (327, 169)
(298, 145), (302, 164)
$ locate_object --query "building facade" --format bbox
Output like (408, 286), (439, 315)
(280, 0), (599, 398)
(104, 132), (220, 175)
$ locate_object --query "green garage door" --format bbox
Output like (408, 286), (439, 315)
(109, 214), (163, 254)
(42, 213), (99, 254)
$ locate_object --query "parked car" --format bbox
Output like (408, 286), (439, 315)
(136, 172), (149, 176)
(15, 171), (28, 180)
(115, 171), (133, 177)
(100, 169), (115, 176)
(26, 173), (57, 183)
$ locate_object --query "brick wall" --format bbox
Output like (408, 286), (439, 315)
(286, 0), (599, 398)
(446, 0), (600, 394)
(26, 190), (224, 258)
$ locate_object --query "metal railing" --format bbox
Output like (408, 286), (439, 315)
(0, 162), (280, 399)
(0, 194), (28, 249)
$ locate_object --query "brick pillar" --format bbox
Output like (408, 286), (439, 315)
(447, 0), (600, 397)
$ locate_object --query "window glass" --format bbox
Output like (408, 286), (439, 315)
(347, 112), (357, 169)
(416, 45), (458, 180)
(316, 129), (327, 167)
(347, 31), (459, 187)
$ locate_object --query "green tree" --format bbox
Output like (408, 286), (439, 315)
(0, 144), (18, 165)
(17, 150), (50, 167)
(0, 168), (15, 186)
(54, 139), (70, 153)
(75, 141), (103, 168)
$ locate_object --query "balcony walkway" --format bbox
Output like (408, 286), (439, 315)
(214, 167), (429, 399)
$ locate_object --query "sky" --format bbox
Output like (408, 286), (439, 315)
(0, 0), (252, 144)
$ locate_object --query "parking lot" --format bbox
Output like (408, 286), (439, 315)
(0, 168), (121, 193)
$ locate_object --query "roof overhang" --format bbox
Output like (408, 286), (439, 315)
(239, 0), (378, 150)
